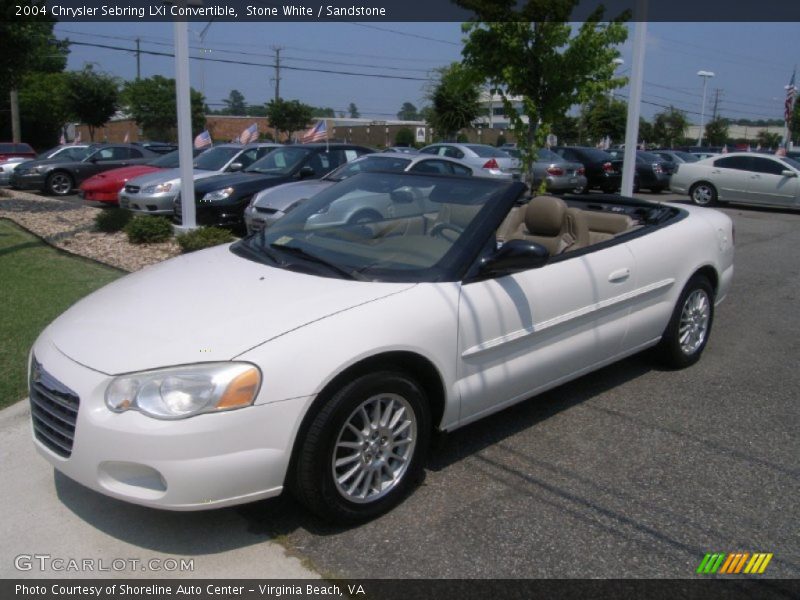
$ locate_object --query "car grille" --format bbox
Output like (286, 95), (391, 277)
(29, 357), (79, 458)
(125, 184), (140, 194)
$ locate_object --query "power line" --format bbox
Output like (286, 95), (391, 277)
(347, 23), (460, 46)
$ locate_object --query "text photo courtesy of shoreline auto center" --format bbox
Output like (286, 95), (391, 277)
(1, 0), (799, 599)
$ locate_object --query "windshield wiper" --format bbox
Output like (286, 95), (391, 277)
(269, 243), (364, 281)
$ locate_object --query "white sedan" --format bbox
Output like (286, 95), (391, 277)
(28, 172), (734, 522)
(671, 152), (800, 208)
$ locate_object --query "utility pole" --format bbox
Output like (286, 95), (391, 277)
(272, 46), (282, 102)
(135, 38), (141, 80)
(712, 88), (721, 120)
(10, 90), (20, 143)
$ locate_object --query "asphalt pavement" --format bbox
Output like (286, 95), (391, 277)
(2, 191), (798, 580)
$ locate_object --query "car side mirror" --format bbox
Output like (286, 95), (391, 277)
(390, 188), (416, 204)
(297, 165), (315, 179)
(228, 162), (243, 172)
(781, 169), (797, 178)
(479, 239), (549, 276)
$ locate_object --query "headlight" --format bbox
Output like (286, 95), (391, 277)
(142, 182), (173, 194)
(105, 362), (261, 420)
(33, 166), (49, 174)
(202, 187), (235, 202)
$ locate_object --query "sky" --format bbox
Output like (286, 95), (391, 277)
(51, 21), (800, 125)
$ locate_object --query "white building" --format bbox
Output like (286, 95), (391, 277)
(475, 90), (528, 129)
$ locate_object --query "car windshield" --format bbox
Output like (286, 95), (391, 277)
(536, 148), (561, 161)
(245, 146), (310, 175)
(638, 152), (660, 162)
(673, 151), (699, 162)
(233, 172), (517, 282)
(192, 146), (241, 171)
(326, 156), (412, 181)
(465, 145), (509, 158)
(575, 148), (613, 161)
(39, 146), (91, 161)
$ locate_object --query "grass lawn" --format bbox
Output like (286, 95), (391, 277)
(0, 220), (123, 409)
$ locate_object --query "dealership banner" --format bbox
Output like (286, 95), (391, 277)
(6, 0), (800, 22)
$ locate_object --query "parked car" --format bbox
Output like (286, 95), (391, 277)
(28, 171), (734, 522)
(177, 143), (373, 230)
(0, 142), (36, 161)
(244, 151), (474, 233)
(0, 157), (30, 185)
(419, 143), (519, 179)
(10, 144), (159, 196)
(133, 142), (178, 155)
(119, 143), (280, 216)
(2, 145), (97, 185)
(670, 152), (800, 208)
(507, 148), (587, 194)
(551, 146), (622, 193)
(784, 149), (800, 161)
(651, 150), (700, 168)
(79, 148), (203, 204)
(606, 150), (672, 193)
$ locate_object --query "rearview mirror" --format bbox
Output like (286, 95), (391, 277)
(479, 239), (549, 276)
(781, 169), (797, 178)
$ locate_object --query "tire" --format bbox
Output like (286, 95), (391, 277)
(656, 275), (714, 369)
(347, 209), (382, 225)
(46, 171), (74, 196)
(689, 182), (717, 207)
(292, 371), (431, 523)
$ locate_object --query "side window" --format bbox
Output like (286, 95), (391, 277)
(255, 146), (274, 160)
(236, 149), (258, 168)
(442, 147), (463, 159)
(129, 148), (143, 158)
(713, 156), (751, 171)
(450, 163), (472, 176)
(410, 160), (449, 174)
(420, 146), (439, 155)
(96, 148), (116, 160)
(306, 152), (327, 176)
(750, 157), (786, 175)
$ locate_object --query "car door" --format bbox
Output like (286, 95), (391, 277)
(708, 156), (751, 201)
(744, 156), (800, 207)
(456, 243), (637, 424)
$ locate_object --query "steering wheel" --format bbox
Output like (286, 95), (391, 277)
(429, 222), (464, 241)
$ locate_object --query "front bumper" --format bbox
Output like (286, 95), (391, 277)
(174, 197), (250, 230)
(29, 335), (309, 510)
(9, 171), (46, 190)
(119, 191), (176, 215)
(80, 190), (119, 203)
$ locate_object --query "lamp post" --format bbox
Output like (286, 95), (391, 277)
(609, 58), (625, 104)
(697, 70), (715, 146)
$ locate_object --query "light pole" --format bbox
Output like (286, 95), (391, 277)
(697, 70), (715, 147)
(609, 58), (624, 104)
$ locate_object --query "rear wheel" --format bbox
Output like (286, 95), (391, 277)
(46, 171), (73, 196)
(293, 371), (430, 522)
(689, 182), (717, 206)
(656, 275), (714, 369)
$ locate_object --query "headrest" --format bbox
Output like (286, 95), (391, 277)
(524, 196), (567, 236)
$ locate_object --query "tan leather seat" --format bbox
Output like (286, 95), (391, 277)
(509, 196), (589, 254)
(583, 211), (635, 244)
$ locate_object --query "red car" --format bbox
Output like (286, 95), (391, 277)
(0, 142), (36, 161)
(79, 149), (194, 203)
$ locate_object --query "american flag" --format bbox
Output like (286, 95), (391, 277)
(785, 69), (796, 125)
(240, 123), (259, 144)
(302, 120), (327, 143)
(194, 130), (212, 149)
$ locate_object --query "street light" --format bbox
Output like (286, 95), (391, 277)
(609, 58), (625, 103)
(697, 70), (715, 147)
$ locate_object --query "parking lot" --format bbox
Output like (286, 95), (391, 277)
(1, 188), (797, 580)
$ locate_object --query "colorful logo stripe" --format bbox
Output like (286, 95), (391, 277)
(697, 553), (773, 574)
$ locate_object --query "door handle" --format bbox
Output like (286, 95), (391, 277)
(608, 268), (631, 283)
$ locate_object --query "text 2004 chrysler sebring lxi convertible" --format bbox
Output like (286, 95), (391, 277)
(28, 172), (733, 522)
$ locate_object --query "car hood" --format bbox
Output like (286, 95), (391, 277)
(15, 157), (77, 170)
(45, 244), (415, 375)
(126, 168), (221, 187)
(195, 171), (290, 194)
(253, 180), (334, 211)
(81, 165), (161, 189)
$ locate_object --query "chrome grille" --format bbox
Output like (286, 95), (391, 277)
(29, 358), (79, 458)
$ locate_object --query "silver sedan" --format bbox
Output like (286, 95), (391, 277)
(418, 143), (520, 179)
(244, 152), (474, 234)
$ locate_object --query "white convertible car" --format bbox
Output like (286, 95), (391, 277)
(28, 172), (734, 522)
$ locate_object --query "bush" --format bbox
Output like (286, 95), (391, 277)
(394, 127), (415, 147)
(456, 133), (469, 143)
(176, 226), (235, 253)
(124, 216), (173, 244)
(94, 207), (133, 233)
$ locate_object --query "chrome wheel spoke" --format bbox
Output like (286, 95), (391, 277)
(678, 289), (710, 355)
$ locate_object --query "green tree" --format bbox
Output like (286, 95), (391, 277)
(348, 102), (360, 118)
(394, 127), (415, 146)
(652, 106), (688, 148)
(65, 66), (119, 141)
(638, 117), (654, 146)
(397, 102), (421, 121)
(221, 89), (246, 115)
(790, 101), (800, 144)
(122, 75), (205, 141)
(583, 97), (627, 144)
(756, 130), (781, 148)
(550, 114), (579, 145)
(265, 98), (314, 140)
(245, 104), (268, 117)
(312, 106), (336, 118)
(457, 0), (628, 182)
(704, 117), (729, 146)
(427, 62), (482, 140)
(17, 71), (71, 148)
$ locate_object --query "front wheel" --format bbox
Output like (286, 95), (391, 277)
(292, 371), (430, 522)
(690, 182), (717, 206)
(656, 275), (714, 369)
(46, 171), (74, 196)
